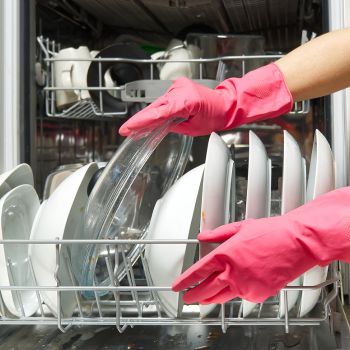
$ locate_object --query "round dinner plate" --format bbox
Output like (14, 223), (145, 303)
(29, 163), (98, 317)
(0, 184), (40, 317)
(199, 132), (234, 318)
(279, 131), (304, 317)
(299, 130), (335, 317)
(200, 132), (232, 257)
(242, 131), (271, 318)
(145, 165), (204, 318)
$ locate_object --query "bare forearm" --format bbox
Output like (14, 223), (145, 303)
(275, 28), (350, 102)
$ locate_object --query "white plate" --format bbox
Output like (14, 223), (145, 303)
(199, 133), (233, 317)
(29, 163), (98, 317)
(299, 130), (335, 317)
(0, 185), (40, 317)
(145, 165), (204, 318)
(200, 132), (232, 257)
(279, 131), (304, 317)
(0, 164), (33, 198)
(242, 131), (271, 318)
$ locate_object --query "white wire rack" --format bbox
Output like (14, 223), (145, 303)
(37, 36), (310, 120)
(0, 238), (339, 335)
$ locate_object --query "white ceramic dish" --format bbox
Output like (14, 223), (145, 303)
(199, 133), (233, 318)
(0, 164), (34, 198)
(29, 163), (98, 317)
(279, 131), (304, 317)
(145, 165), (204, 318)
(242, 131), (271, 318)
(200, 132), (232, 257)
(299, 130), (335, 317)
(0, 184), (40, 317)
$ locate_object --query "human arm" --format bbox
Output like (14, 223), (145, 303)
(276, 28), (350, 101)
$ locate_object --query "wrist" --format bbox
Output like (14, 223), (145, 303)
(217, 63), (294, 131)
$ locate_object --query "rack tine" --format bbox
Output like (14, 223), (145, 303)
(113, 243), (120, 277)
(126, 255), (142, 317)
(338, 261), (345, 305)
(139, 245), (162, 317)
(98, 60), (104, 115)
(54, 239), (72, 333)
(28, 256), (44, 317)
(7, 258), (25, 317)
(257, 303), (263, 319)
(284, 291), (289, 333)
(241, 56), (246, 76)
(93, 277), (103, 318)
(105, 245), (128, 333)
(229, 300), (234, 318)
(63, 250), (83, 317)
(150, 63), (154, 80)
(120, 245), (141, 317)
(221, 304), (227, 333)
(238, 299), (243, 318)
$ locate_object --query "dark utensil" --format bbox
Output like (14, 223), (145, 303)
(87, 43), (157, 114)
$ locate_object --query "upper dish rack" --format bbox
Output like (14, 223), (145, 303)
(37, 37), (310, 120)
(0, 238), (340, 334)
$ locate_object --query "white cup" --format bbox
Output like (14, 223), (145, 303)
(152, 39), (197, 80)
(71, 46), (91, 100)
(54, 47), (79, 110)
(54, 46), (93, 109)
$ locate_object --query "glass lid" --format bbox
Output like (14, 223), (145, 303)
(72, 120), (192, 296)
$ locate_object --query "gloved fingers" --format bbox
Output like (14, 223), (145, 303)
(182, 270), (228, 304)
(119, 103), (171, 136)
(198, 222), (244, 243)
(199, 285), (236, 305)
(172, 253), (222, 292)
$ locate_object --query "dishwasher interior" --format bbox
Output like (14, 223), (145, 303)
(0, 0), (350, 349)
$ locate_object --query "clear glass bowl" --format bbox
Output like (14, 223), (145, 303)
(72, 120), (192, 297)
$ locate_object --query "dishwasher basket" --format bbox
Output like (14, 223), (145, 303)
(37, 36), (310, 120)
(0, 238), (340, 334)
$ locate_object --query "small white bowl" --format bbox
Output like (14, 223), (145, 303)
(0, 164), (33, 198)
(0, 184), (40, 317)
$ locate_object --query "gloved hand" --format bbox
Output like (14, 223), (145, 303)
(119, 63), (293, 136)
(172, 187), (350, 305)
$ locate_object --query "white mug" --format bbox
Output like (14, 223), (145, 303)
(54, 47), (79, 110)
(152, 39), (197, 80)
(71, 46), (91, 100)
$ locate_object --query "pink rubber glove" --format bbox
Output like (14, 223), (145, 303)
(119, 63), (293, 136)
(172, 186), (350, 305)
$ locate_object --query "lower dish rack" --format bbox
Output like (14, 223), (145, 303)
(0, 238), (340, 335)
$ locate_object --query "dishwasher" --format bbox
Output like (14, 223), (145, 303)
(0, 0), (350, 349)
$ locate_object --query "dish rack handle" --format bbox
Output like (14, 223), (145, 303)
(121, 79), (219, 103)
